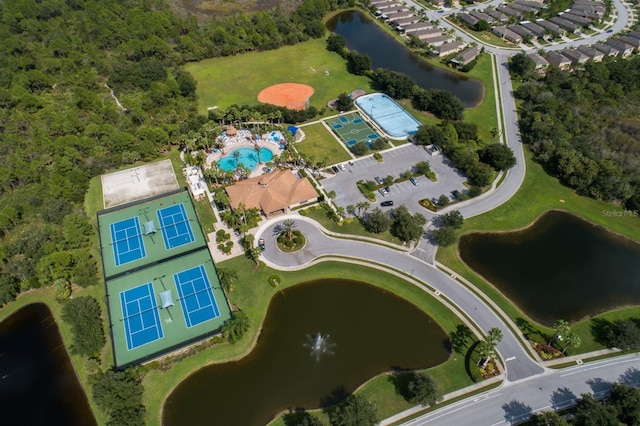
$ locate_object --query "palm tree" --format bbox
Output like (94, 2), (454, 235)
(281, 219), (297, 242)
(357, 201), (370, 216)
(217, 267), (238, 293)
(335, 206), (346, 219)
(487, 327), (503, 345)
(254, 144), (261, 164)
(347, 204), (357, 217)
(549, 320), (570, 345)
(232, 150), (241, 170)
(562, 332), (581, 355)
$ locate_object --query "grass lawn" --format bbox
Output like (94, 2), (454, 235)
(185, 37), (372, 114)
(463, 54), (499, 143)
(143, 257), (471, 425)
(436, 150), (640, 351)
(296, 122), (352, 166)
(299, 204), (408, 247)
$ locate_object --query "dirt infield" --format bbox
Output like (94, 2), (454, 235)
(257, 83), (314, 110)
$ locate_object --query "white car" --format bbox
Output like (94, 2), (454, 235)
(378, 188), (388, 196)
(338, 164), (346, 171)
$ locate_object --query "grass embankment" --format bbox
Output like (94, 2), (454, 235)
(185, 37), (372, 115)
(295, 122), (352, 166)
(144, 257), (473, 425)
(437, 150), (640, 352)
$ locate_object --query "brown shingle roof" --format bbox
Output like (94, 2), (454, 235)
(225, 170), (318, 215)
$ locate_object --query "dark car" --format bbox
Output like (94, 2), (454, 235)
(606, 29), (613, 33)
(381, 200), (394, 207)
(332, 166), (340, 173)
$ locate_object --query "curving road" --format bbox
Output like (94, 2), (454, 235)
(254, 1), (637, 423)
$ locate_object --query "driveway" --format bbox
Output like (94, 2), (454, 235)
(321, 144), (468, 217)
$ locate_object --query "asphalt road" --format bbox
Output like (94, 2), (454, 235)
(404, 353), (640, 426)
(257, 218), (544, 382)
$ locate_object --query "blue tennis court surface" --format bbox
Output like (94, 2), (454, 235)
(174, 265), (220, 328)
(110, 217), (146, 266)
(333, 124), (343, 129)
(120, 283), (164, 350)
(339, 116), (348, 123)
(353, 118), (363, 124)
(157, 203), (195, 250)
(368, 134), (378, 139)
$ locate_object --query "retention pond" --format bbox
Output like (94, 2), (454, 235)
(163, 278), (450, 426)
(459, 210), (640, 325)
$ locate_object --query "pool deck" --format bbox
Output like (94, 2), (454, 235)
(205, 136), (282, 179)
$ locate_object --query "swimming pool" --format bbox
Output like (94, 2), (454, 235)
(218, 147), (274, 172)
(355, 93), (421, 139)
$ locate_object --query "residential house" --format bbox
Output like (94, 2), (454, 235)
(592, 42), (620, 57)
(527, 52), (550, 69)
(393, 16), (420, 27)
(499, 6), (524, 19)
(225, 170), (319, 217)
(569, 7), (604, 21)
(550, 16), (579, 33)
(413, 28), (443, 40)
(576, 45), (604, 61)
(451, 46), (480, 65)
(605, 39), (634, 57)
(372, 0), (400, 9)
(403, 22), (434, 33)
(386, 10), (416, 21)
(521, 21), (549, 39)
(493, 25), (523, 43)
(427, 34), (456, 47)
(437, 40), (466, 57)
(536, 19), (565, 37)
(469, 10), (494, 25)
(510, 2), (539, 13)
(458, 13), (479, 27)
(626, 30), (640, 40)
(559, 12), (591, 27)
(559, 48), (589, 64)
(484, 8), (509, 23)
(515, 0), (546, 10)
(545, 51), (572, 69)
(619, 35), (640, 51)
(508, 24), (535, 40)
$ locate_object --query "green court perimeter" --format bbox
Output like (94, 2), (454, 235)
(324, 112), (380, 147)
(97, 189), (231, 368)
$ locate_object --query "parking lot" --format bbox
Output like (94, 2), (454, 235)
(321, 144), (468, 218)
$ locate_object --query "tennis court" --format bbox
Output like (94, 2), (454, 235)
(120, 283), (164, 350)
(325, 112), (380, 147)
(174, 265), (220, 328)
(157, 203), (195, 250)
(110, 217), (146, 266)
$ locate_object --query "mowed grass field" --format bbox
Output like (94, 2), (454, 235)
(295, 122), (352, 165)
(185, 38), (372, 114)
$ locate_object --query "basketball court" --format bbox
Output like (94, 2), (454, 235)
(324, 112), (380, 147)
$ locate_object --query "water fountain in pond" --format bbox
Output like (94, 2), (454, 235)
(304, 333), (335, 362)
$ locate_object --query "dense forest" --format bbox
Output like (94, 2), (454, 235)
(0, 0), (352, 306)
(513, 54), (640, 210)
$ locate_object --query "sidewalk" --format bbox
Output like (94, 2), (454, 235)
(380, 375), (504, 425)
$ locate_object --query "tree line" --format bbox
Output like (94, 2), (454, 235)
(512, 53), (640, 210)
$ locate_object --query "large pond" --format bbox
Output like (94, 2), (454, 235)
(459, 211), (640, 325)
(163, 279), (450, 426)
(0, 303), (96, 426)
(326, 11), (484, 107)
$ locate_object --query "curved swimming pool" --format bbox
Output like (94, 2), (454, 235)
(218, 147), (274, 172)
(355, 93), (421, 139)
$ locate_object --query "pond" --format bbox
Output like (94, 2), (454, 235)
(163, 279), (450, 426)
(459, 210), (640, 325)
(326, 11), (484, 107)
(0, 303), (96, 426)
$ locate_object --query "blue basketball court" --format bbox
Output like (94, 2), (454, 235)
(174, 265), (220, 328)
(120, 283), (164, 350)
(110, 217), (146, 266)
(157, 203), (195, 250)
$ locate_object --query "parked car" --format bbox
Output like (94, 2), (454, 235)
(606, 29), (613, 33)
(410, 177), (419, 186)
(378, 188), (388, 197)
(338, 164), (346, 171)
(258, 238), (265, 250)
(452, 189), (461, 199)
(381, 200), (394, 207)
(374, 176), (384, 185)
(332, 166), (340, 173)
